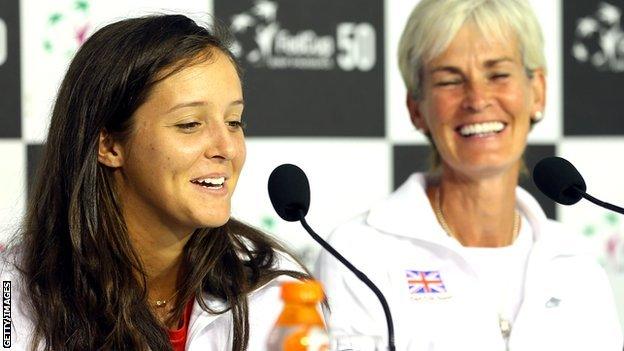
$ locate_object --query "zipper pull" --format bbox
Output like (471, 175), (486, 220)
(499, 316), (512, 351)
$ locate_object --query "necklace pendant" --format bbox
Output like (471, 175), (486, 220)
(155, 300), (167, 308)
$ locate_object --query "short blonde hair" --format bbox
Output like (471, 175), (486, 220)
(398, 0), (546, 99)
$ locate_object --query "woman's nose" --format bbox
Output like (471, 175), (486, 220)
(462, 80), (491, 112)
(204, 123), (239, 161)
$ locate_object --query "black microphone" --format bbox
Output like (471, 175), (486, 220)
(533, 156), (624, 215)
(268, 164), (396, 351)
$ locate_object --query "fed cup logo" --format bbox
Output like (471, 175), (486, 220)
(43, 0), (91, 59)
(572, 2), (624, 72)
(228, 0), (376, 71)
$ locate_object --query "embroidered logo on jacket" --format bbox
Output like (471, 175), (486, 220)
(405, 270), (448, 298)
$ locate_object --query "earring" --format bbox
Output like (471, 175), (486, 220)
(532, 111), (544, 122)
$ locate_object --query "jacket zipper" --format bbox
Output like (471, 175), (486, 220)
(499, 316), (511, 351)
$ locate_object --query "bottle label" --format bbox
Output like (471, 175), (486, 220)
(305, 327), (329, 351)
(268, 326), (329, 351)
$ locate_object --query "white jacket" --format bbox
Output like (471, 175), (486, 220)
(0, 251), (300, 350)
(316, 173), (623, 351)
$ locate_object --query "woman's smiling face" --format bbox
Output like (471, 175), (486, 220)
(110, 49), (246, 236)
(409, 23), (545, 178)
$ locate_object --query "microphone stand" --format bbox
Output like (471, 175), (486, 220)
(573, 185), (624, 215)
(299, 212), (396, 351)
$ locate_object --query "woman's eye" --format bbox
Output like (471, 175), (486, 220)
(435, 79), (462, 87)
(227, 120), (246, 130)
(176, 122), (201, 131)
(490, 73), (510, 80)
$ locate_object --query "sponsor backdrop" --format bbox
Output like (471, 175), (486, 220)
(0, 0), (622, 328)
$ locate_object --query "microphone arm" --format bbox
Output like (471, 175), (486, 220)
(573, 185), (624, 215)
(299, 212), (396, 351)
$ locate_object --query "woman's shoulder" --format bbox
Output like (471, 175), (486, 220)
(229, 220), (307, 274)
(539, 218), (586, 245)
(325, 212), (389, 253)
(272, 249), (307, 274)
(535, 218), (603, 265)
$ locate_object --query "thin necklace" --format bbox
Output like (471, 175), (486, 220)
(433, 186), (520, 244)
(154, 299), (168, 308)
(153, 290), (180, 309)
(153, 292), (179, 326)
(434, 186), (521, 346)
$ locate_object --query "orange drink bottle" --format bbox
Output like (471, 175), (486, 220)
(267, 280), (329, 351)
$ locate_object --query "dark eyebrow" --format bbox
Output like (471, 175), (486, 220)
(167, 99), (245, 113)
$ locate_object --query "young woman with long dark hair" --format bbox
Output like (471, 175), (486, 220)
(1, 14), (306, 351)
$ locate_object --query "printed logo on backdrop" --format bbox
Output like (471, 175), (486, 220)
(43, 0), (91, 59)
(564, 0), (624, 135)
(583, 212), (624, 275)
(0, 0), (21, 138)
(215, 0), (384, 137)
(228, 1), (376, 71)
(572, 2), (624, 72)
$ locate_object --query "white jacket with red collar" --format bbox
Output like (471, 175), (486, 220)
(316, 173), (623, 351)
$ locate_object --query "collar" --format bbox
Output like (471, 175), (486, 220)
(186, 251), (303, 343)
(366, 173), (452, 246)
(186, 292), (228, 340)
(366, 173), (585, 257)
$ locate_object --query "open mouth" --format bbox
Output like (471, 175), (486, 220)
(190, 177), (225, 189)
(456, 121), (506, 138)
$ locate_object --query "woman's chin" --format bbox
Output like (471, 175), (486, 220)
(200, 216), (231, 229)
(183, 211), (231, 231)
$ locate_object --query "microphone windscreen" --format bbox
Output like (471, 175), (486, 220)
(268, 164), (310, 222)
(533, 156), (587, 205)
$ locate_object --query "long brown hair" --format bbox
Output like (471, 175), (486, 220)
(17, 14), (306, 350)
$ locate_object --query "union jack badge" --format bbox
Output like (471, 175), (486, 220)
(405, 270), (447, 296)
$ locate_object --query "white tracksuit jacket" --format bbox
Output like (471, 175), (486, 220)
(0, 251), (299, 350)
(316, 173), (623, 351)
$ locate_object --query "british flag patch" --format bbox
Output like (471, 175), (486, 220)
(405, 270), (447, 295)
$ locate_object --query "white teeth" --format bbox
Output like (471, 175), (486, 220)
(195, 177), (225, 186)
(459, 122), (505, 137)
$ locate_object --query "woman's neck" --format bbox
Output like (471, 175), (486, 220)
(140, 240), (186, 303)
(428, 165), (521, 247)
(124, 214), (193, 316)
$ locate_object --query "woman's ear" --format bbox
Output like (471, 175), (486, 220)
(97, 130), (124, 168)
(530, 68), (546, 116)
(406, 93), (429, 133)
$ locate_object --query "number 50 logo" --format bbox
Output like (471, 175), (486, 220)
(0, 18), (7, 66)
(336, 22), (376, 71)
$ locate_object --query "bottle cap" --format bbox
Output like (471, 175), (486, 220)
(281, 280), (324, 303)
